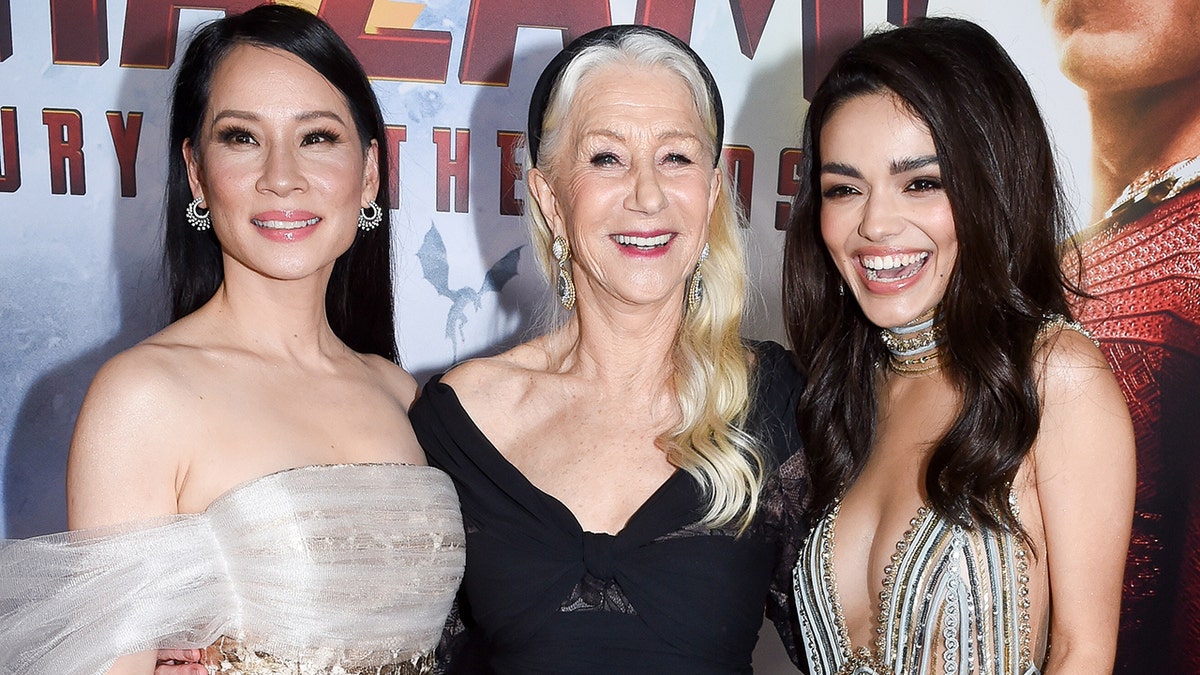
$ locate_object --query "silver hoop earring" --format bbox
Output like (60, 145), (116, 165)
(552, 235), (575, 311)
(687, 243), (710, 312)
(358, 201), (382, 231)
(186, 197), (211, 231)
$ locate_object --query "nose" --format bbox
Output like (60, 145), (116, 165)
(857, 191), (903, 242)
(256, 144), (306, 196)
(624, 158), (668, 215)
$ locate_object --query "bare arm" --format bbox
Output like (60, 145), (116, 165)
(67, 348), (190, 675)
(1034, 330), (1136, 673)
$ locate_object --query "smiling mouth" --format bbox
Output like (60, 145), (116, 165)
(614, 233), (673, 250)
(252, 217), (321, 230)
(860, 252), (929, 282)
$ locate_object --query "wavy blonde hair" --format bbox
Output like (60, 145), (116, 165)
(524, 29), (763, 532)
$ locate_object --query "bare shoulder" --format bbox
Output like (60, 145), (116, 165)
(1031, 320), (1134, 473)
(441, 341), (547, 411)
(359, 354), (419, 408)
(68, 337), (205, 527)
(1033, 323), (1116, 401)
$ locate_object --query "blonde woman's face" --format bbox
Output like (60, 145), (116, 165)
(528, 64), (720, 312)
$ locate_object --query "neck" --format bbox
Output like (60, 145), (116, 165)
(204, 259), (344, 362)
(880, 307), (945, 376)
(551, 297), (683, 393)
(1085, 77), (1200, 222)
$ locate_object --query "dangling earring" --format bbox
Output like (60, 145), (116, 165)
(687, 242), (710, 312)
(358, 201), (382, 231)
(552, 235), (575, 311)
(186, 197), (211, 231)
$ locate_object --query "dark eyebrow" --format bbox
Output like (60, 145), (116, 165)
(891, 155), (939, 174)
(211, 110), (346, 124)
(820, 161), (862, 179)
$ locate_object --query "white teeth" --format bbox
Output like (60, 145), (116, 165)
(614, 233), (672, 248)
(861, 252), (928, 270)
(252, 217), (320, 230)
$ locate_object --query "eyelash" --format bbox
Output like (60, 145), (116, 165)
(907, 177), (942, 192)
(215, 127), (342, 146)
(822, 185), (859, 199)
(302, 128), (341, 145)
(218, 126), (256, 145)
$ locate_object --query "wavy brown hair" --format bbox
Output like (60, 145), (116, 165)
(783, 17), (1081, 537)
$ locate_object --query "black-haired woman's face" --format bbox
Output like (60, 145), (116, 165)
(183, 45), (379, 284)
(817, 92), (957, 329)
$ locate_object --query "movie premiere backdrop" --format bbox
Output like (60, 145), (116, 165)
(3, 0), (1198, 672)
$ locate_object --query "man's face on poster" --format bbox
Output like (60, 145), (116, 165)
(1042, 0), (1200, 92)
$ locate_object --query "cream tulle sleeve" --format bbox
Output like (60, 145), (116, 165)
(0, 463), (465, 675)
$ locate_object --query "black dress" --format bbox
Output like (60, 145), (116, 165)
(410, 341), (810, 674)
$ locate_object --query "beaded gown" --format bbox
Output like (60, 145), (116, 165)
(0, 463), (466, 675)
(792, 501), (1041, 675)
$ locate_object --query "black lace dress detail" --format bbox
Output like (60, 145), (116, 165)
(414, 341), (810, 674)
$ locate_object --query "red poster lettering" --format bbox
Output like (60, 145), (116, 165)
(775, 147), (801, 230)
(459, 0), (611, 86)
(887, 0), (929, 26)
(43, 109), (86, 195)
(634, 0), (696, 42)
(121, 0), (259, 68)
(433, 127), (470, 213)
(106, 111), (142, 198)
(385, 125), (407, 208)
(496, 131), (523, 216)
(318, 1), (451, 82)
(1, 0), (12, 61)
(50, 0), (108, 65)
(730, 0), (774, 58)
(722, 145), (754, 224)
(0, 107), (19, 192)
(802, 0), (861, 100)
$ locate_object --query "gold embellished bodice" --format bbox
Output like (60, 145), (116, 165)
(793, 501), (1042, 675)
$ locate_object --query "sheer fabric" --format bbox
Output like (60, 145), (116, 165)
(0, 463), (465, 674)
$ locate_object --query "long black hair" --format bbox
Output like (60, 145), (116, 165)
(783, 17), (1079, 536)
(165, 4), (397, 362)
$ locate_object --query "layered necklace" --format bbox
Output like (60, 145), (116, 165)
(880, 307), (946, 375)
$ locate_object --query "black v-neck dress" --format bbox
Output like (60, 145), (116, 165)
(410, 341), (810, 674)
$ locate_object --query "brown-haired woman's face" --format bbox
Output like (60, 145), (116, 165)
(817, 92), (957, 329)
(183, 45), (379, 284)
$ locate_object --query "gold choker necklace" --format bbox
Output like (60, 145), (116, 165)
(880, 310), (946, 375)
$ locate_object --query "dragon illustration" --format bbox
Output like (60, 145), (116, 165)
(418, 222), (522, 359)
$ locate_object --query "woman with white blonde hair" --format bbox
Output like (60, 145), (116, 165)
(410, 24), (810, 674)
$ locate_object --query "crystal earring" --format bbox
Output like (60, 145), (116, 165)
(552, 235), (575, 311)
(687, 243), (710, 312)
(358, 201), (382, 231)
(186, 197), (211, 231)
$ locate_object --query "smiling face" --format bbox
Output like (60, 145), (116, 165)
(527, 63), (720, 311)
(818, 91), (957, 329)
(184, 44), (379, 283)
